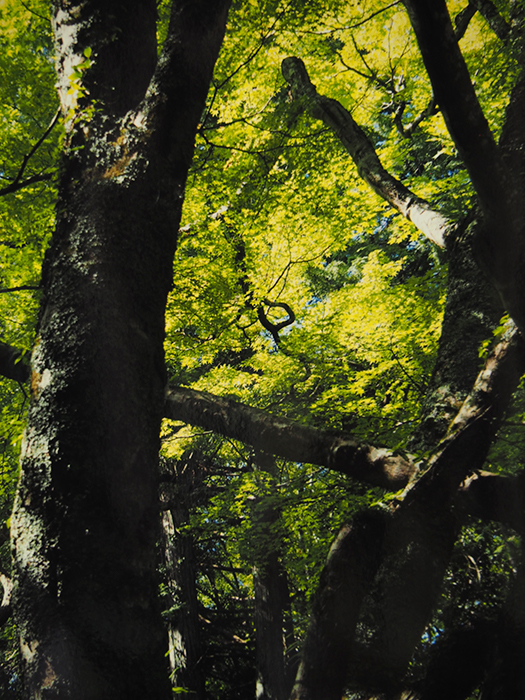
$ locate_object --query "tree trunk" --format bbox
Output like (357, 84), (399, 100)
(254, 555), (292, 700)
(252, 452), (294, 700)
(160, 457), (206, 700)
(10, 1), (231, 698)
(290, 510), (388, 700)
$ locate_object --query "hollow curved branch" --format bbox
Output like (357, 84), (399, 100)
(257, 299), (295, 343)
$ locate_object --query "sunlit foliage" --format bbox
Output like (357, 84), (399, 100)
(0, 0), (521, 697)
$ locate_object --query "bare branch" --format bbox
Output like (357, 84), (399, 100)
(0, 285), (39, 293)
(281, 57), (455, 247)
(0, 109), (59, 197)
(0, 172), (54, 197)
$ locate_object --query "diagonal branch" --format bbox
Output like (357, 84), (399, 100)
(472, 0), (511, 42)
(0, 172), (54, 197)
(406, 320), (525, 509)
(0, 109), (59, 197)
(281, 57), (455, 248)
(355, 322), (525, 684)
(401, 0), (509, 222)
(164, 386), (417, 491)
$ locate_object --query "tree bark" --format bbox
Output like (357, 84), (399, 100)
(408, 220), (503, 452)
(165, 386), (417, 490)
(160, 457), (205, 700)
(281, 56), (455, 248)
(290, 510), (388, 700)
(402, 0), (525, 335)
(252, 452), (294, 700)
(10, 2), (231, 698)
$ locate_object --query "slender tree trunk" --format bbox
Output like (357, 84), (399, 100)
(254, 554), (291, 700)
(160, 457), (206, 700)
(252, 452), (294, 700)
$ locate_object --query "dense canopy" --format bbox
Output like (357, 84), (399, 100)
(1, 1), (525, 699)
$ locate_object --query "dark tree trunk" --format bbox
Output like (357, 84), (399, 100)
(254, 555), (292, 700)
(10, 1), (231, 698)
(252, 453), (295, 700)
(408, 221), (503, 452)
(290, 510), (388, 700)
(160, 457), (206, 700)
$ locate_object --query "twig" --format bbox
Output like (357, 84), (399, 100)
(0, 108), (59, 196)
(0, 285), (39, 293)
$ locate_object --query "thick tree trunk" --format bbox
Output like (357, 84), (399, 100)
(12, 149), (174, 700)
(10, 1), (231, 698)
(408, 221), (503, 451)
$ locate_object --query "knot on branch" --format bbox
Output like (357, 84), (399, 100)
(257, 299), (295, 344)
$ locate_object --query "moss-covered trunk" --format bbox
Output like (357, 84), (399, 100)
(10, 1), (231, 697)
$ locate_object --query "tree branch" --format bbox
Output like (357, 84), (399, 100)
(0, 172), (54, 197)
(352, 322), (525, 685)
(407, 320), (525, 509)
(130, 0), (232, 169)
(401, 0), (509, 222)
(281, 57), (455, 247)
(164, 386), (417, 491)
(257, 299), (295, 343)
(472, 0), (511, 42)
(394, 2), (476, 138)
(0, 108), (59, 197)
(165, 320), (525, 500)
(0, 285), (39, 293)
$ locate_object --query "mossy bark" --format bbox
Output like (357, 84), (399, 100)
(10, 1), (231, 697)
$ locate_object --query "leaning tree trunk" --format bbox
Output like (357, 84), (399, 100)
(9, 1), (230, 698)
